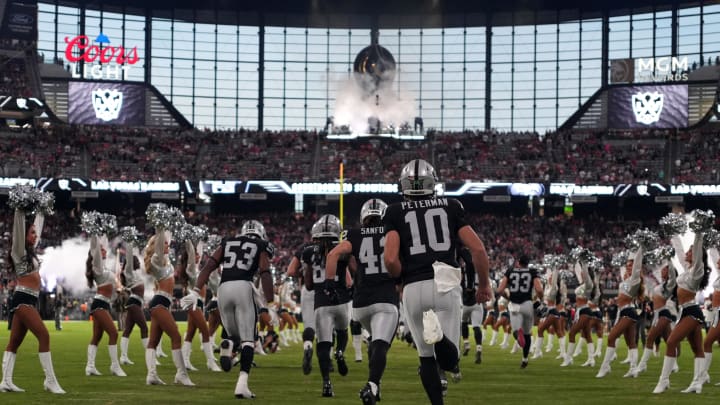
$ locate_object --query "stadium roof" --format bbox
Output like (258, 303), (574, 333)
(60, 0), (697, 27)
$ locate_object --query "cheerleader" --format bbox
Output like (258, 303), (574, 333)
(278, 277), (301, 345)
(0, 196), (64, 394)
(178, 239), (222, 372)
(495, 296), (511, 349)
(119, 237), (150, 365)
(533, 257), (565, 360)
(633, 259), (677, 376)
(143, 223), (194, 386)
(206, 268), (222, 348)
(483, 283), (498, 347)
(586, 268), (605, 360)
(701, 251), (720, 384)
(84, 231), (127, 377)
(597, 247), (644, 378)
(255, 275), (280, 354)
(561, 259), (594, 367)
(653, 228), (711, 393)
(554, 280), (570, 359)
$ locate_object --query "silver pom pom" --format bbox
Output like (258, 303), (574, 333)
(205, 234), (222, 255)
(175, 224), (208, 244)
(659, 213), (687, 237)
(7, 185), (55, 216)
(145, 203), (186, 233)
(543, 254), (557, 268)
(625, 228), (660, 251)
(35, 191), (55, 216)
(119, 226), (142, 246)
(80, 211), (117, 236)
(568, 247), (582, 263)
(611, 250), (629, 268)
(588, 256), (603, 269)
(689, 209), (715, 233)
(704, 229), (720, 249)
(568, 247), (593, 264)
(645, 245), (675, 266)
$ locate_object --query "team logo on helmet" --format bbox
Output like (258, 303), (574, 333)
(631, 91), (663, 125)
(92, 89), (123, 122)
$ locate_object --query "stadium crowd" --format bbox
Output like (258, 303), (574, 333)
(0, 124), (718, 184)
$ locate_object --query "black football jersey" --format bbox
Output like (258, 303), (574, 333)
(346, 226), (399, 308)
(504, 267), (539, 303)
(220, 235), (273, 283)
(383, 197), (468, 285)
(302, 243), (351, 309)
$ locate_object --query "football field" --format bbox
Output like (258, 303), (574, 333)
(0, 321), (718, 404)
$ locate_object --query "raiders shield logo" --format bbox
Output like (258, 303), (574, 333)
(632, 91), (663, 125)
(92, 89), (123, 122)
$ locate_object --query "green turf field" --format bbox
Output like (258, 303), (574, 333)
(0, 321), (718, 404)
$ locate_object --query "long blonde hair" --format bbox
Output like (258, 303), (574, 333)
(144, 235), (156, 274)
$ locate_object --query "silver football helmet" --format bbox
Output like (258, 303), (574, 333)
(399, 159), (437, 197)
(360, 198), (388, 223)
(240, 219), (267, 240)
(311, 214), (342, 240)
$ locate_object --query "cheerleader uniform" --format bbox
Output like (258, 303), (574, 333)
(85, 234), (127, 377)
(0, 209), (65, 394)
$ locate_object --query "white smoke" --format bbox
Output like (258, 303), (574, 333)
(40, 236), (94, 295)
(40, 236), (156, 298)
(332, 72), (416, 133)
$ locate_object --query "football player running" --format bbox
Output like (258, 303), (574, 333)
(326, 198), (399, 405)
(302, 214), (351, 397)
(183, 219), (275, 399)
(383, 159), (491, 405)
(496, 255), (543, 368)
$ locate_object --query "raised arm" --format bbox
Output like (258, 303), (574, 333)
(326, 240), (352, 281)
(690, 232), (705, 282)
(123, 242), (135, 279)
(185, 240), (197, 277)
(670, 235), (689, 272)
(151, 228), (168, 268)
(33, 214), (44, 248)
(576, 262), (592, 290)
(630, 248), (644, 284)
(195, 245), (223, 292)
(11, 209), (26, 262)
(89, 234), (104, 276)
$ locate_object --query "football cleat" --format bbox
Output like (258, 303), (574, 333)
(302, 347), (313, 375)
(335, 351), (348, 376)
(219, 339), (233, 372)
(322, 381), (334, 397)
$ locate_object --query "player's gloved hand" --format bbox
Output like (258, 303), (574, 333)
(463, 289), (477, 305)
(534, 301), (548, 318)
(180, 289), (199, 311)
(322, 279), (340, 305)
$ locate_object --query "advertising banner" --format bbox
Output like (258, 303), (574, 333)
(0, 2), (37, 41)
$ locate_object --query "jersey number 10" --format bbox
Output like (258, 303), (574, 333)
(404, 208), (451, 255)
